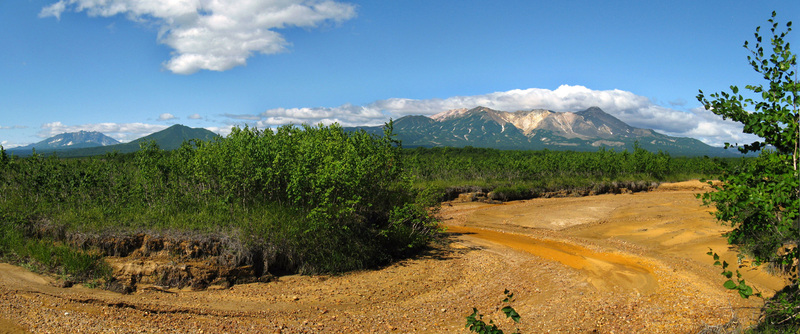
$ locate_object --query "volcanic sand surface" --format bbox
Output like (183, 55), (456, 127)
(0, 180), (790, 333)
(446, 225), (657, 293)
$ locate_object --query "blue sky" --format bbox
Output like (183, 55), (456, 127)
(1, 0), (798, 148)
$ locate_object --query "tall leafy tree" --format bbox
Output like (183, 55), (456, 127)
(697, 11), (799, 301)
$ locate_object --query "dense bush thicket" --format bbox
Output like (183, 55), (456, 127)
(0, 123), (437, 275)
(405, 145), (739, 201)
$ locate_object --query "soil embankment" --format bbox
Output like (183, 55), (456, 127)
(0, 180), (789, 333)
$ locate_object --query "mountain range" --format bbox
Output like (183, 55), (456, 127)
(354, 106), (740, 157)
(6, 107), (741, 157)
(10, 130), (119, 152)
(7, 124), (218, 157)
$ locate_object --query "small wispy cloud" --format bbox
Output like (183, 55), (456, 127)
(188, 113), (203, 120)
(40, 0), (357, 74)
(0, 125), (28, 130)
(223, 113), (263, 121)
(668, 98), (687, 107)
(158, 113), (177, 121)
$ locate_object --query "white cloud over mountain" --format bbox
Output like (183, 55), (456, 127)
(1, 140), (22, 149)
(40, 0), (357, 74)
(225, 85), (759, 147)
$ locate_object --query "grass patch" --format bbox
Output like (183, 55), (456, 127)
(1, 223), (110, 283)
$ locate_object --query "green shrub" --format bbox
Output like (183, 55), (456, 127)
(749, 285), (800, 332)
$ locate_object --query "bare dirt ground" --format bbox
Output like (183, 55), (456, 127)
(0, 180), (790, 333)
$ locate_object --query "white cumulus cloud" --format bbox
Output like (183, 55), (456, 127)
(224, 85), (760, 147)
(40, 0), (357, 74)
(1, 140), (24, 149)
(205, 126), (233, 137)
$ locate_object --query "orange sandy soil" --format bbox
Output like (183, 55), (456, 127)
(0, 180), (789, 333)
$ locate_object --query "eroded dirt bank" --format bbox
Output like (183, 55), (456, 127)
(0, 180), (789, 333)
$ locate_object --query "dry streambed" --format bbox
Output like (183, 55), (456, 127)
(0, 180), (790, 333)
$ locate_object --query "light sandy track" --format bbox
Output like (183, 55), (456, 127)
(0, 181), (790, 333)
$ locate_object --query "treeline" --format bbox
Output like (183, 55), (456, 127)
(0, 124), (437, 277)
(404, 145), (741, 201)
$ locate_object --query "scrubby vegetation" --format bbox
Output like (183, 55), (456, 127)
(0, 122), (744, 287)
(405, 145), (740, 201)
(0, 123), (437, 282)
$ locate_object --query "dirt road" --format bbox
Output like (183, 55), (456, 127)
(0, 181), (788, 333)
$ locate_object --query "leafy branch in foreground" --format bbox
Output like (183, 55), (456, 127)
(466, 289), (521, 334)
(697, 11), (799, 331)
(707, 249), (761, 299)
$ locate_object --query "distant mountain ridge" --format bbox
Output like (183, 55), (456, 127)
(8, 125), (219, 157)
(6, 112), (740, 158)
(8, 131), (119, 154)
(355, 106), (739, 157)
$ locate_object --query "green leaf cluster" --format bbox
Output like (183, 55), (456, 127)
(708, 249), (759, 299)
(466, 289), (521, 334)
